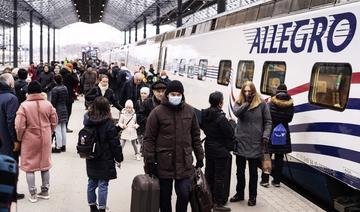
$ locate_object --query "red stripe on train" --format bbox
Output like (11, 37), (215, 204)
(352, 72), (360, 84)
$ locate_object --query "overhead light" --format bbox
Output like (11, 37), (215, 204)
(76, 10), (79, 12)
(187, 8), (191, 11)
(101, 10), (103, 13)
(167, 18), (170, 21)
(74, 3), (77, 6)
(102, 4), (105, 7)
(78, 15), (80, 17)
(100, 15), (102, 18)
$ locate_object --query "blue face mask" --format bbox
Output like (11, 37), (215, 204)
(168, 95), (182, 106)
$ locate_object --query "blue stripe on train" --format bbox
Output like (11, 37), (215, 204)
(294, 98), (360, 113)
(290, 122), (360, 137)
(292, 143), (360, 164)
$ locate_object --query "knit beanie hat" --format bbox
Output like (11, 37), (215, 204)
(140, 87), (150, 95)
(165, 80), (184, 96)
(276, 84), (288, 93)
(125, 99), (134, 108)
(28, 80), (42, 94)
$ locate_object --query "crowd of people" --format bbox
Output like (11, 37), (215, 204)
(0, 58), (294, 212)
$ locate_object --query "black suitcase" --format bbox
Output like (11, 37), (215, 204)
(0, 154), (17, 208)
(130, 174), (160, 212)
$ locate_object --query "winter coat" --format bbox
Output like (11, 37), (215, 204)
(51, 85), (69, 123)
(60, 69), (79, 103)
(84, 113), (123, 180)
(0, 82), (19, 157)
(14, 79), (28, 104)
(81, 70), (97, 93)
(118, 109), (138, 140)
(233, 99), (272, 158)
(143, 97), (204, 179)
(15, 94), (58, 172)
(200, 107), (234, 159)
(268, 93), (294, 154)
(38, 72), (54, 92)
(137, 96), (161, 135)
(28, 65), (37, 81)
(85, 86), (122, 111)
(119, 78), (145, 111)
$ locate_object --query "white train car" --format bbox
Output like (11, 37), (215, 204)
(109, 0), (360, 208)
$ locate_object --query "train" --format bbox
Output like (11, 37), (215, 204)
(102, 0), (360, 210)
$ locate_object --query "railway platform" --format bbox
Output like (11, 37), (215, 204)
(12, 98), (324, 212)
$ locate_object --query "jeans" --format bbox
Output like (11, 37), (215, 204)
(159, 177), (192, 212)
(55, 122), (67, 148)
(261, 153), (284, 184)
(235, 155), (259, 199)
(26, 170), (50, 195)
(121, 139), (139, 155)
(205, 157), (231, 205)
(87, 178), (109, 210)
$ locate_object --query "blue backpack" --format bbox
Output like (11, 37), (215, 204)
(271, 124), (287, 145)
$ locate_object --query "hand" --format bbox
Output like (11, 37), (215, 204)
(13, 141), (20, 152)
(195, 160), (204, 168)
(246, 94), (254, 103)
(134, 124), (139, 129)
(145, 162), (157, 176)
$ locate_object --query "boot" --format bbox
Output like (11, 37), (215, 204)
(248, 198), (256, 206)
(90, 205), (98, 212)
(61, 145), (66, 152)
(213, 203), (231, 211)
(98, 209), (106, 212)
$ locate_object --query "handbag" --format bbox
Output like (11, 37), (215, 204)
(190, 168), (213, 212)
(262, 142), (272, 174)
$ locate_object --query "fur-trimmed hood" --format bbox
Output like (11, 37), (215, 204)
(271, 93), (293, 108)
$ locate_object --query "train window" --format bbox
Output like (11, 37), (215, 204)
(216, 16), (227, 30)
(187, 59), (196, 79)
(198, 59), (208, 81)
(217, 60), (232, 86)
(178, 59), (187, 76)
(191, 25), (197, 34)
(258, 2), (275, 19)
(171, 59), (179, 73)
(309, 63), (351, 111)
(210, 19), (217, 31)
(236, 61), (255, 89)
(272, 0), (291, 16)
(290, 0), (311, 12)
(260, 61), (286, 95)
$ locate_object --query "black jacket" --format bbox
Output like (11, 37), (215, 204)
(60, 69), (79, 103)
(85, 86), (123, 111)
(119, 78), (145, 111)
(51, 85), (69, 123)
(200, 107), (234, 158)
(136, 95), (161, 135)
(84, 113), (123, 180)
(38, 71), (54, 92)
(14, 79), (28, 104)
(268, 92), (294, 154)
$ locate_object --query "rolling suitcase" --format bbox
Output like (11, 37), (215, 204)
(0, 154), (17, 210)
(130, 174), (160, 212)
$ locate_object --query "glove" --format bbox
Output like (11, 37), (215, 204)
(145, 162), (157, 176)
(246, 94), (254, 103)
(13, 141), (20, 152)
(195, 160), (204, 168)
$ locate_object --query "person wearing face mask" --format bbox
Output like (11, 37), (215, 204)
(143, 80), (204, 212)
(85, 74), (123, 111)
(200, 91), (234, 211)
(230, 81), (272, 207)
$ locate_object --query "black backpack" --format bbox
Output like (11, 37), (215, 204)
(77, 126), (100, 159)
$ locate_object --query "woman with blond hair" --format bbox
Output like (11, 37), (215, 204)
(230, 81), (272, 206)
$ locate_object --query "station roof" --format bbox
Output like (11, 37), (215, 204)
(0, 0), (229, 30)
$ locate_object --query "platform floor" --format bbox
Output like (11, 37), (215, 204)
(12, 98), (324, 212)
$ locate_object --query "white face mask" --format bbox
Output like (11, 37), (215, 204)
(168, 95), (182, 106)
(161, 75), (167, 79)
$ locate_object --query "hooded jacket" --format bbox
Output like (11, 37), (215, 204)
(14, 79), (28, 104)
(84, 113), (123, 180)
(143, 97), (204, 179)
(268, 92), (294, 154)
(51, 84), (69, 123)
(0, 82), (19, 157)
(200, 107), (234, 158)
(118, 108), (138, 140)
